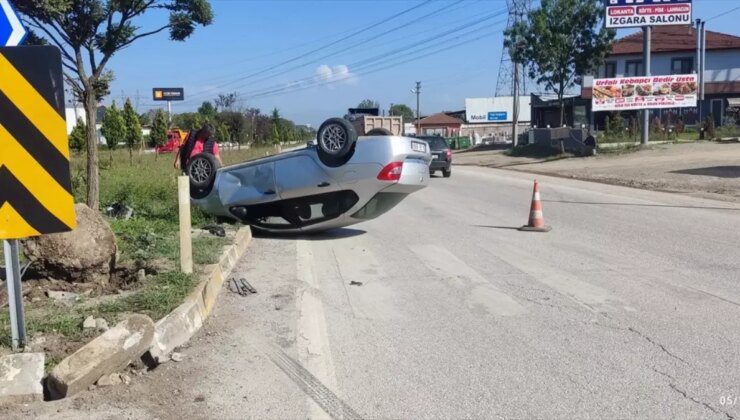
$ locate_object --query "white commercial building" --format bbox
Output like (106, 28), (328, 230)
(462, 96), (531, 143)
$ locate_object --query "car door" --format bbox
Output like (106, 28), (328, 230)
(274, 154), (338, 200)
(217, 160), (278, 207)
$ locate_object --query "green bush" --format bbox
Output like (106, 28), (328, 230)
(69, 118), (87, 152)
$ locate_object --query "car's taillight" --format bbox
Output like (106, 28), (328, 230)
(377, 162), (403, 181)
(446, 149), (452, 160)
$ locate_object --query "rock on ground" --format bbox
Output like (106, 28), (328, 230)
(0, 353), (44, 406)
(46, 314), (155, 400)
(23, 203), (117, 285)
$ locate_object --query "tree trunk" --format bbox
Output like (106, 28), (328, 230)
(558, 84), (565, 127)
(84, 94), (99, 210)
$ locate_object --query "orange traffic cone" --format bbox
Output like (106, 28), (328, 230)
(519, 180), (551, 232)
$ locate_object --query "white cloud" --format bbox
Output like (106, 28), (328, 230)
(314, 64), (358, 88)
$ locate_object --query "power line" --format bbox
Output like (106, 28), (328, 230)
(706, 5), (740, 21)
(209, 1), (433, 87)
(182, 0), (470, 105)
(238, 28), (504, 101)
(240, 16), (507, 99)
(184, 7), (507, 106)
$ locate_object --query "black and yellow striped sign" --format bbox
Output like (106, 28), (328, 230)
(0, 46), (75, 239)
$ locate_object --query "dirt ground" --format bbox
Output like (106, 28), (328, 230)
(454, 141), (740, 203)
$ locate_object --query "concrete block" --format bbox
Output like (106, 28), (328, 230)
(0, 353), (44, 405)
(47, 314), (154, 399)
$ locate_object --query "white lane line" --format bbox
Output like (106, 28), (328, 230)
(411, 245), (528, 317)
(296, 240), (338, 420)
(331, 240), (402, 320)
(490, 246), (622, 312)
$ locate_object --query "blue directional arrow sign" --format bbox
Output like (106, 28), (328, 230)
(0, 0), (26, 47)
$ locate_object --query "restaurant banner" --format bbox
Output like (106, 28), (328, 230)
(592, 74), (697, 111)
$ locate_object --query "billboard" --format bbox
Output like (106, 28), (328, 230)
(152, 87), (184, 101)
(592, 74), (697, 111)
(605, 0), (692, 29)
(465, 96), (531, 124)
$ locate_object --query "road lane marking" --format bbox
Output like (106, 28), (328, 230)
(489, 246), (622, 312)
(330, 239), (401, 320)
(410, 245), (528, 316)
(296, 240), (339, 419)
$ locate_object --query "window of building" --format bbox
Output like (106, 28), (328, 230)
(671, 57), (693, 74)
(625, 60), (643, 77)
(604, 62), (616, 78)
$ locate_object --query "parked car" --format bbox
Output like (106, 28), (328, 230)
(417, 135), (452, 177)
(156, 129), (189, 153)
(187, 118), (432, 233)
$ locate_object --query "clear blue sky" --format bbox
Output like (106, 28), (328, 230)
(106, 0), (740, 126)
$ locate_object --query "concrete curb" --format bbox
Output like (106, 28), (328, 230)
(148, 226), (252, 363)
(0, 226), (253, 404)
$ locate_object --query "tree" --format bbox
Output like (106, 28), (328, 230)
(18, 1), (214, 210)
(150, 109), (169, 150)
(271, 108), (282, 144)
(218, 111), (248, 147)
(505, 0), (614, 126)
(101, 100), (126, 152)
(198, 101), (217, 122)
(172, 112), (204, 131)
(215, 123), (230, 144)
(215, 93), (238, 111)
(357, 99), (380, 109)
(389, 104), (415, 121)
(123, 98), (142, 160)
(69, 118), (87, 153)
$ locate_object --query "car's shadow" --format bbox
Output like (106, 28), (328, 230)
(251, 227), (367, 241)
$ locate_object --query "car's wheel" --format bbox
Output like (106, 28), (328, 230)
(429, 170), (435, 176)
(187, 153), (220, 197)
(442, 167), (452, 178)
(366, 128), (392, 136)
(316, 118), (357, 164)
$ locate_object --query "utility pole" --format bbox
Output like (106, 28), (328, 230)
(412, 81), (421, 135)
(512, 61), (520, 147)
(641, 26), (651, 145)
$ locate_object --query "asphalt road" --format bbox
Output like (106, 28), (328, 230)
(11, 166), (740, 419)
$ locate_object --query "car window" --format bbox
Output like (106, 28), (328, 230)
(422, 137), (448, 149)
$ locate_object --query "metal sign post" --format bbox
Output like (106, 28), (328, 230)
(641, 26), (651, 145)
(3, 239), (26, 350)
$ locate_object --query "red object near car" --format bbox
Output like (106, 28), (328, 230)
(155, 129), (188, 153)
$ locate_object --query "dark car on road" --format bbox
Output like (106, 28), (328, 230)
(417, 135), (452, 178)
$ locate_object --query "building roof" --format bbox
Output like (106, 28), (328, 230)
(418, 112), (464, 125)
(610, 26), (740, 56)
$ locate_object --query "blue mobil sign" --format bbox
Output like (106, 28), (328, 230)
(605, 0), (692, 28)
(487, 112), (507, 121)
(0, 0), (27, 47)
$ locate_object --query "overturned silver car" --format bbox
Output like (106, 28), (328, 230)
(187, 118), (431, 233)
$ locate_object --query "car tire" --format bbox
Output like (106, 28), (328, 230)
(442, 167), (452, 178)
(366, 128), (392, 136)
(187, 153), (220, 197)
(316, 118), (357, 165)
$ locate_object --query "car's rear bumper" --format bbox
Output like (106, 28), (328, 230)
(429, 159), (451, 171)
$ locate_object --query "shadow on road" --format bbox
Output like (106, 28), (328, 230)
(473, 225), (521, 230)
(670, 166), (740, 179)
(543, 199), (739, 211)
(252, 227), (367, 241)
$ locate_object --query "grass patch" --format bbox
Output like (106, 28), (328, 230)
(0, 146), (276, 358)
(106, 272), (199, 320)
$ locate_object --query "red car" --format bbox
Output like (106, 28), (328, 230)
(155, 129), (188, 153)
